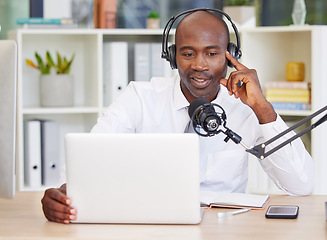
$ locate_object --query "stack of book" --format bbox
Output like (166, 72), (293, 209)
(265, 81), (311, 111)
(17, 18), (77, 29)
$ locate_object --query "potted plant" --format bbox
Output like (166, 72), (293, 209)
(223, 0), (256, 28)
(146, 10), (160, 29)
(26, 51), (75, 107)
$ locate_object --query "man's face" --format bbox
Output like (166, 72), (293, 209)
(175, 13), (228, 103)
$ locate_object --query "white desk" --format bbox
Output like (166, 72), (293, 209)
(0, 192), (326, 240)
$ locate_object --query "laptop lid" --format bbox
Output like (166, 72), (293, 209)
(0, 40), (17, 199)
(65, 133), (201, 224)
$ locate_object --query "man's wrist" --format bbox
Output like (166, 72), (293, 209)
(251, 100), (277, 124)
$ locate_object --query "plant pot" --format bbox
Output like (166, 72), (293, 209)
(146, 18), (160, 29)
(223, 6), (256, 28)
(40, 74), (74, 107)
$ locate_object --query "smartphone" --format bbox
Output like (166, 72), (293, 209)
(265, 205), (299, 219)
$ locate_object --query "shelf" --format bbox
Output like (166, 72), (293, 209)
(9, 26), (327, 194)
(276, 110), (312, 117)
(22, 107), (101, 115)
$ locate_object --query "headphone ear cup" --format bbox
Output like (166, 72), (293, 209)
(227, 42), (241, 68)
(168, 44), (177, 69)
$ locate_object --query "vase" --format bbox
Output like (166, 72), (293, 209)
(40, 74), (74, 107)
(292, 0), (307, 25)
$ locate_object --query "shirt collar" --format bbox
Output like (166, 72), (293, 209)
(173, 75), (190, 110)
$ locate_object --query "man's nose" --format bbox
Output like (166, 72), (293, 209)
(191, 54), (209, 71)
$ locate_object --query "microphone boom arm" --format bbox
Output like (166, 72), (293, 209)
(246, 105), (327, 159)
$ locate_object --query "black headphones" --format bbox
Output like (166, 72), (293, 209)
(161, 8), (242, 69)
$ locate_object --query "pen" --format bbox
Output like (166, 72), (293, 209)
(217, 208), (251, 218)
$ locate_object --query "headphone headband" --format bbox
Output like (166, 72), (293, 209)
(161, 8), (242, 69)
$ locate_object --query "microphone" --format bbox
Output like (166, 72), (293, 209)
(188, 98), (221, 135)
(188, 98), (244, 145)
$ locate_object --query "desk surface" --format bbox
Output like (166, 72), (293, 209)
(0, 192), (326, 240)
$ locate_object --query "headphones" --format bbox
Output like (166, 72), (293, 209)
(161, 8), (242, 69)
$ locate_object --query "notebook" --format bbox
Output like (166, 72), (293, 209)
(65, 133), (202, 224)
(200, 191), (270, 210)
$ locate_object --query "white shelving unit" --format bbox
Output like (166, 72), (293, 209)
(9, 26), (327, 194)
(8, 28), (170, 191)
(241, 26), (327, 195)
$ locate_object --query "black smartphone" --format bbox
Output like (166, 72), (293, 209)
(265, 205), (299, 219)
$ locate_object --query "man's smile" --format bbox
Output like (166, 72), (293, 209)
(190, 76), (211, 88)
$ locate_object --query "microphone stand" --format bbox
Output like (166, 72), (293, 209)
(246, 105), (327, 160)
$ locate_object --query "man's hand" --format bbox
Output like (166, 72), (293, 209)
(41, 184), (77, 224)
(220, 51), (277, 124)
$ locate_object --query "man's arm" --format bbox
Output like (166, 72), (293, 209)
(221, 51), (314, 195)
(41, 184), (77, 224)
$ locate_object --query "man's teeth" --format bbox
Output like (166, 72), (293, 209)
(193, 77), (206, 82)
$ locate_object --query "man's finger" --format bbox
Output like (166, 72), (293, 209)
(220, 78), (227, 88)
(226, 51), (248, 71)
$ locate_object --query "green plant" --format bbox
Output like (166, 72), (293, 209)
(26, 51), (75, 75)
(224, 0), (252, 6)
(148, 11), (160, 19)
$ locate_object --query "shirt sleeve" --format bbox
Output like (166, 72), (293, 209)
(256, 115), (314, 196)
(91, 82), (142, 133)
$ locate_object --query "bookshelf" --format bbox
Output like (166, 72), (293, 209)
(9, 26), (327, 194)
(241, 26), (327, 195)
(8, 28), (172, 191)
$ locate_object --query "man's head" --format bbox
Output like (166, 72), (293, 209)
(175, 10), (230, 103)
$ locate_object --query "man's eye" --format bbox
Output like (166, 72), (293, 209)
(207, 52), (218, 57)
(182, 52), (194, 57)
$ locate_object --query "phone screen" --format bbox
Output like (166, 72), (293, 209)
(265, 205), (299, 219)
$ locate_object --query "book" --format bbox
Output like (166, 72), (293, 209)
(30, 0), (43, 18)
(24, 120), (42, 188)
(266, 95), (310, 103)
(20, 23), (78, 29)
(103, 41), (128, 106)
(17, 17), (73, 25)
(200, 191), (270, 209)
(265, 88), (310, 96)
(265, 81), (309, 89)
(93, 0), (117, 28)
(43, 0), (72, 19)
(265, 88), (310, 103)
(271, 102), (311, 110)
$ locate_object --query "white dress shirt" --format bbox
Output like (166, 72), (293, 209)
(91, 75), (314, 196)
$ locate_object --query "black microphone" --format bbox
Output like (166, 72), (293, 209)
(188, 98), (244, 145)
(188, 98), (221, 134)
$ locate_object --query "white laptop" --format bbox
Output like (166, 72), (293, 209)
(65, 133), (202, 224)
(0, 40), (17, 199)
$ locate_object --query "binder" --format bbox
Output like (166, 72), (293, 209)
(40, 120), (60, 186)
(24, 120), (42, 188)
(134, 43), (151, 82)
(150, 42), (173, 78)
(103, 41), (128, 106)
